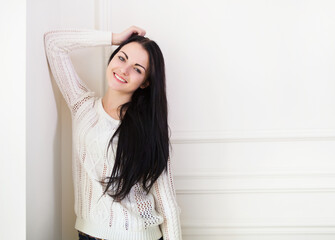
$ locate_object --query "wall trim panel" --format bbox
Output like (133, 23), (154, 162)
(174, 172), (335, 194)
(95, 0), (111, 31)
(171, 129), (335, 143)
(181, 224), (335, 235)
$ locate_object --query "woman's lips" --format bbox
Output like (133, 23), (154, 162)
(114, 73), (128, 83)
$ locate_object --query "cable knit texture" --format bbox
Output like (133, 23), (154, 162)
(44, 29), (182, 240)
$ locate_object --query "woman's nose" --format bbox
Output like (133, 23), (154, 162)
(120, 65), (130, 76)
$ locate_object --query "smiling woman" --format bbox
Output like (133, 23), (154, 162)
(105, 41), (149, 97)
(44, 26), (182, 240)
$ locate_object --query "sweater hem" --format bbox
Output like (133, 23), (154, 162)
(75, 217), (163, 240)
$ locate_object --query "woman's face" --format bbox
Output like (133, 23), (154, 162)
(106, 42), (149, 95)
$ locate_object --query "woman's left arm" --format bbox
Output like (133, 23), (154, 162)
(151, 158), (183, 240)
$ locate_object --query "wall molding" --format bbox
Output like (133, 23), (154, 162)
(181, 224), (335, 235)
(176, 188), (335, 194)
(174, 172), (335, 194)
(174, 172), (335, 178)
(95, 0), (111, 31)
(95, 0), (113, 95)
(171, 128), (335, 143)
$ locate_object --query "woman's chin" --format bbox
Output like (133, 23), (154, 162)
(106, 83), (131, 95)
(107, 80), (122, 90)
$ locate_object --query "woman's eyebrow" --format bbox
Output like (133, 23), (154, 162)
(135, 64), (146, 71)
(120, 51), (146, 71)
(120, 51), (128, 59)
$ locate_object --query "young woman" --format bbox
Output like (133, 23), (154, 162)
(44, 26), (182, 240)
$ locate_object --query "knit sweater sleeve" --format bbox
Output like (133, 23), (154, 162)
(43, 29), (112, 116)
(151, 157), (183, 240)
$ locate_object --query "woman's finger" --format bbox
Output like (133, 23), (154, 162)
(131, 26), (146, 36)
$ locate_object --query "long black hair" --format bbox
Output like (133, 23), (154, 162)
(99, 34), (171, 202)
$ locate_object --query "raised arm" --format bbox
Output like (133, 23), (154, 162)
(152, 158), (183, 239)
(43, 29), (112, 115)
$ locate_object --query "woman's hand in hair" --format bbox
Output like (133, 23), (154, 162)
(112, 26), (146, 45)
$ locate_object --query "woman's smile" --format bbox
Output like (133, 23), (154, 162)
(114, 72), (128, 83)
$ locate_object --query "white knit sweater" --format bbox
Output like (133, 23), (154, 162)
(44, 29), (182, 240)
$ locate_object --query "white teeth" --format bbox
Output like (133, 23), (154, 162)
(115, 73), (127, 83)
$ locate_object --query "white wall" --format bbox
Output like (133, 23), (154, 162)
(26, 0), (61, 239)
(110, 1), (335, 239)
(0, 1), (26, 239)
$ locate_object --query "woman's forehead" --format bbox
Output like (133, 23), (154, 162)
(120, 42), (149, 66)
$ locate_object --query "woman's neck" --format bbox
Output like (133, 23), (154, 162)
(102, 88), (131, 120)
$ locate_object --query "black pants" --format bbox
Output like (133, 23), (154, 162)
(78, 230), (163, 240)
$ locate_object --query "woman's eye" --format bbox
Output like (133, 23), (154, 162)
(118, 56), (125, 61)
(135, 68), (142, 74)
